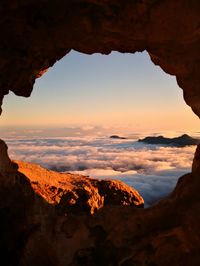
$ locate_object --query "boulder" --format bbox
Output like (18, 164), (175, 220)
(16, 160), (144, 215)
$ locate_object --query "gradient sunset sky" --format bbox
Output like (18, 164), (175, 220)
(1, 50), (199, 132)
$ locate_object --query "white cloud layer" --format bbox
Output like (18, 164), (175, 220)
(5, 136), (195, 207)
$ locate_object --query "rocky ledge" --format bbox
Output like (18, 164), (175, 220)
(1, 139), (200, 265)
(16, 160), (144, 215)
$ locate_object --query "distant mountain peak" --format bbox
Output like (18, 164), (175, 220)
(110, 135), (127, 139)
(138, 134), (200, 147)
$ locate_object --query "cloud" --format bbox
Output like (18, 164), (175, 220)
(75, 168), (187, 207)
(5, 136), (195, 207)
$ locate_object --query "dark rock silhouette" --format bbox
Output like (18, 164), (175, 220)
(1, 1), (200, 265)
(0, 1), (200, 119)
(139, 134), (200, 147)
(110, 135), (127, 139)
(1, 139), (200, 266)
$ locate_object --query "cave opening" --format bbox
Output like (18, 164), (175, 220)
(1, 50), (199, 207)
(1, 1), (200, 264)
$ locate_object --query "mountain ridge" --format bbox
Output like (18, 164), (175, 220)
(138, 134), (200, 147)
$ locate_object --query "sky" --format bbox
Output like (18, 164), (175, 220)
(1, 50), (199, 132)
(1, 50), (198, 206)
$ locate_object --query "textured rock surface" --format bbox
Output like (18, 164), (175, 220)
(1, 140), (200, 265)
(0, 1), (200, 117)
(0, 1), (200, 265)
(17, 160), (144, 214)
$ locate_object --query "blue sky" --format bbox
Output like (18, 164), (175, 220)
(1, 50), (199, 131)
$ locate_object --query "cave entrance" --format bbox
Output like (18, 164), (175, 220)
(1, 50), (199, 206)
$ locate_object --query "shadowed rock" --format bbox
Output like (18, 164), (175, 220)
(0, 1), (200, 117)
(139, 134), (200, 147)
(0, 140), (198, 266)
(1, 1), (200, 265)
(109, 135), (127, 139)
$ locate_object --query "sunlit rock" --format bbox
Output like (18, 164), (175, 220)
(17, 160), (144, 214)
(0, 1), (200, 265)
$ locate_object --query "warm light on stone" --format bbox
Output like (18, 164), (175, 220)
(0, 1), (200, 265)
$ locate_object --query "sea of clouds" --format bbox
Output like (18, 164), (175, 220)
(4, 133), (196, 207)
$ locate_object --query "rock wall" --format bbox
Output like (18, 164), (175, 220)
(0, 1), (200, 265)
(1, 140), (200, 265)
(0, 1), (200, 116)
(0, 141), (144, 266)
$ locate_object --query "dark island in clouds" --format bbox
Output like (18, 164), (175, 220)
(139, 134), (200, 147)
(110, 135), (127, 139)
